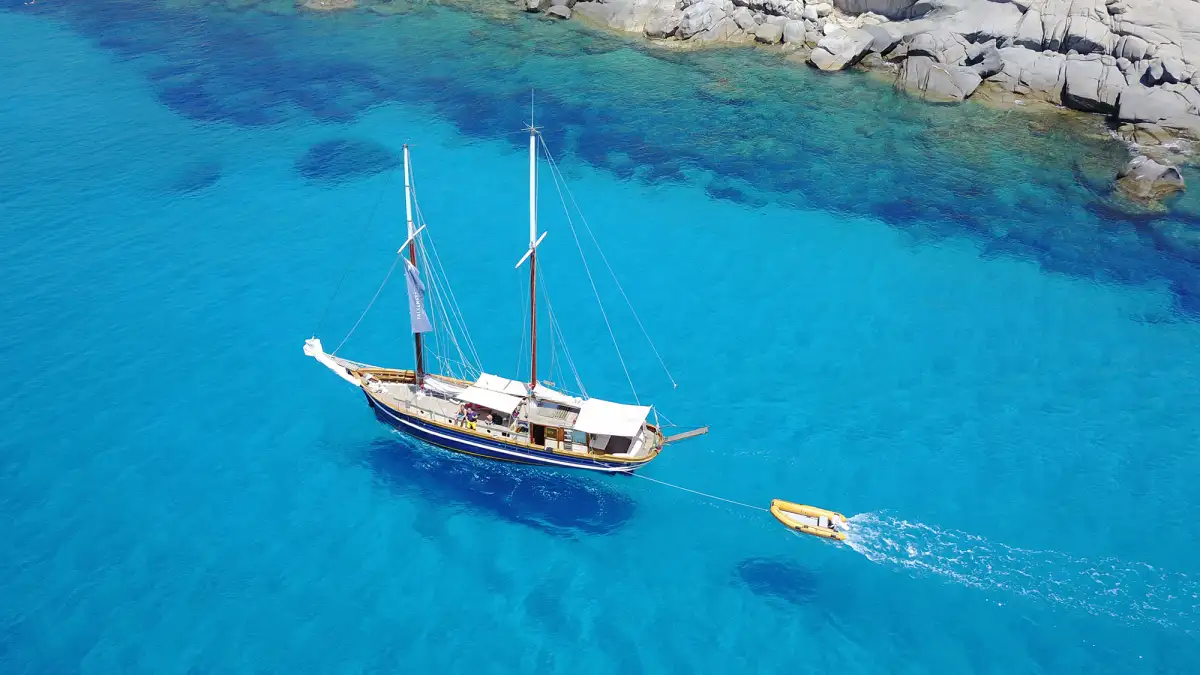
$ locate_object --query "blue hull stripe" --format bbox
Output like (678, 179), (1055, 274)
(366, 392), (641, 473)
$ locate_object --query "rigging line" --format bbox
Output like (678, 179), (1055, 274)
(313, 167), (397, 337)
(410, 189), (483, 370)
(411, 226), (479, 375)
(416, 238), (448, 372)
(419, 236), (476, 380)
(540, 141), (678, 389)
(540, 138), (640, 405)
(515, 267), (529, 380)
(333, 253), (403, 356)
(538, 266), (588, 398)
(632, 474), (769, 513)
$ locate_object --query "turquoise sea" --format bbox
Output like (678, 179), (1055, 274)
(3, 1), (1200, 672)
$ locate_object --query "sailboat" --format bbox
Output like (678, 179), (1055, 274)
(303, 120), (707, 473)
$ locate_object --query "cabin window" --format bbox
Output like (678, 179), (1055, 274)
(570, 430), (587, 445)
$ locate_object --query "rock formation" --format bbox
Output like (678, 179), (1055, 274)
(525, 0), (1200, 194)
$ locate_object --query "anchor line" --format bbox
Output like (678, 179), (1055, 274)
(633, 474), (768, 513)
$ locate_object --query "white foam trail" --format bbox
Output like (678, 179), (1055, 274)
(845, 512), (1200, 630)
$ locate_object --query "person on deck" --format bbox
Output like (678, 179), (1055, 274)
(455, 404), (466, 427)
(466, 406), (477, 431)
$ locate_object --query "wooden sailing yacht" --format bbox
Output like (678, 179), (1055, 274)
(304, 121), (706, 473)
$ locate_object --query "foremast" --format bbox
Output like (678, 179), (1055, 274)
(403, 144), (425, 386)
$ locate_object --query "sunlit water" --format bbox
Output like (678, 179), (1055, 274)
(2, 1), (1199, 673)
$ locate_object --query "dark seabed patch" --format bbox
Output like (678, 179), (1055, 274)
(359, 438), (636, 538)
(17, 0), (1200, 314)
(736, 557), (820, 606)
(168, 160), (222, 194)
(295, 139), (400, 183)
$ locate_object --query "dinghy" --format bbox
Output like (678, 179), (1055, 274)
(770, 499), (849, 541)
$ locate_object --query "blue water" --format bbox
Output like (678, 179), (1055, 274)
(3, 1), (1200, 673)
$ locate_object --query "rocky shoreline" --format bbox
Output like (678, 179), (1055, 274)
(506, 0), (1198, 203)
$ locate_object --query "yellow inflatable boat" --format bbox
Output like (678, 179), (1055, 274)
(770, 500), (849, 541)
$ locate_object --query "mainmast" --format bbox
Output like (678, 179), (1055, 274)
(403, 144), (425, 386)
(528, 125), (538, 392)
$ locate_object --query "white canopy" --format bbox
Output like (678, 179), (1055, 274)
(533, 383), (584, 408)
(573, 399), (651, 438)
(422, 376), (466, 397)
(474, 373), (529, 397)
(455, 386), (522, 414)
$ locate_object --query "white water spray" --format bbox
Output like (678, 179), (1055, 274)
(844, 512), (1200, 630)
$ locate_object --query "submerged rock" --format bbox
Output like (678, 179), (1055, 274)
(301, 0), (355, 10)
(1114, 155), (1185, 202)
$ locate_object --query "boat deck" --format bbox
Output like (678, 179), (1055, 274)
(372, 380), (659, 460)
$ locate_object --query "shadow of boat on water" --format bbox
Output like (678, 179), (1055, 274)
(735, 557), (821, 607)
(359, 436), (637, 538)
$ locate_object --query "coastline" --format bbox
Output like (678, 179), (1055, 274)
(503, 0), (1197, 205)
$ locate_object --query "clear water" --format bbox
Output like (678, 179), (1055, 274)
(3, 1), (1199, 673)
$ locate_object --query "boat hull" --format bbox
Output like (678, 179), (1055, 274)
(365, 391), (644, 474)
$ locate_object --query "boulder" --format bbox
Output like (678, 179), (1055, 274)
(833, 0), (920, 20)
(967, 42), (1003, 79)
(755, 22), (784, 43)
(1161, 57), (1187, 85)
(1062, 55), (1126, 114)
(546, 4), (572, 17)
(1115, 155), (1185, 201)
(733, 6), (758, 30)
(550, 0), (575, 6)
(644, 9), (682, 36)
(1061, 16), (1116, 55)
(1013, 10), (1044, 50)
(863, 23), (900, 54)
(945, 1), (1023, 45)
(1113, 34), (1149, 61)
(1115, 122), (1178, 146)
(897, 54), (982, 102)
(906, 30), (970, 66)
(807, 28), (876, 70)
(693, 16), (747, 42)
(1117, 84), (1194, 123)
(679, 1), (723, 38)
(526, 0), (550, 12)
(991, 47), (1068, 104)
(572, 0), (677, 33)
(783, 19), (806, 44)
(735, 0), (805, 19)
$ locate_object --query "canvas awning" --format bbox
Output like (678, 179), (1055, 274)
(533, 383), (583, 408)
(455, 386), (522, 414)
(422, 376), (466, 397)
(474, 373), (529, 397)
(573, 399), (651, 438)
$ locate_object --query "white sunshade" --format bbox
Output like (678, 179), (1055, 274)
(455, 386), (523, 414)
(422, 376), (466, 397)
(474, 373), (529, 397)
(533, 383), (584, 408)
(573, 398), (652, 438)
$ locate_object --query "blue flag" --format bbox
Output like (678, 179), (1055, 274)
(403, 259), (433, 334)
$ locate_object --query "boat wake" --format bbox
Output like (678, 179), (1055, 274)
(845, 512), (1200, 630)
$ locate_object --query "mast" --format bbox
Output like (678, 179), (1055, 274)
(403, 144), (425, 386)
(528, 125), (538, 392)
